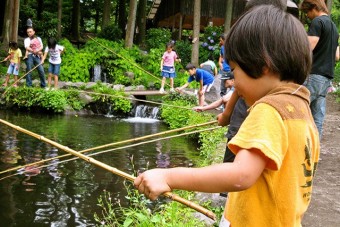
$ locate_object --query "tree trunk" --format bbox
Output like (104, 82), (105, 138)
(136, 0), (147, 46)
(10, 0), (20, 42)
(71, 0), (80, 41)
(125, 0), (137, 48)
(224, 0), (233, 34)
(118, 0), (127, 38)
(0, 0), (6, 36)
(37, 0), (44, 20)
(57, 0), (63, 39)
(191, 0), (201, 66)
(102, 0), (111, 29)
(1, 0), (11, 50)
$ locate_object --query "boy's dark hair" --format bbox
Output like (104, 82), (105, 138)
(300, 0), (329, 14)
(245, 0), (286, 11)
(220, 33), (227, 41)
(185, 63), (196, 70)
(225, 5), (311, 85)
(9, 41), (18, 50)
(48, 38), (57, 49)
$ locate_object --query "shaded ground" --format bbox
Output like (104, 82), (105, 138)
(302, 94), (340, 226)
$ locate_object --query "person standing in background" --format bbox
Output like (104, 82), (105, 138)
(300, 0), (339, 139)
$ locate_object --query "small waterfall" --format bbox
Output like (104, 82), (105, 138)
(93, 65), (102, 82)
(123, 105), (160, 123)
(134, 105), (160, 119)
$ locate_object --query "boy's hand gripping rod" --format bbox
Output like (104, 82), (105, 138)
(0, 118), (216, 221)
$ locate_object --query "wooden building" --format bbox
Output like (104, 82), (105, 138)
(147, 0), (299, 31)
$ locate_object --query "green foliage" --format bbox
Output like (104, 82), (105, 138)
(199, 26), (224, 63)
(146, 28), (172, 49)
(59, 39), (100, 82)
(160, 93), (197, 128)
(91, 83), (132, 113)
(35, 11), (59, 39)
(94, 183), (204, 227)
(98, 24), (123, 42)
(175, 40), (192, 67)
(3, 87), (67, 113)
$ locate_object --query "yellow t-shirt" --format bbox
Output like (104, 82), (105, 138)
(8, 48), (22, 64)
(225, 84), (320, 227)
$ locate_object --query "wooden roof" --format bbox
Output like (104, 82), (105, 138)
(147, 0), (299, 30)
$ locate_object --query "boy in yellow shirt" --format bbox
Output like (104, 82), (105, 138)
(134, 5), (320, 227)
(2, 41), (22, 87)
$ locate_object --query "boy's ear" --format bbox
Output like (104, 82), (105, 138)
(262, 66), (270, 75)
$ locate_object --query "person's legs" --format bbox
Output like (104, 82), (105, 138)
(34, 56), (46, 88)
(169, 77), (174, 91)
(54, 75), (59, 89)
(53, 64), (60, 89)
(160, 77), (166, 93)
(26, 55), (34, 87)
(304, 74), (330, 139)
(13, 75), (18, 87)
(3, 74), (10, 86)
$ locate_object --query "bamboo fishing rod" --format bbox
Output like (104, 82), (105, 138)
(0, 118), (216, 220)
(1, 63), (43, 97)
(0, 120), (218, 176)
(87, 36), (171, 88)
(0, 125), (222, 181)
(78, 90), (198, 111)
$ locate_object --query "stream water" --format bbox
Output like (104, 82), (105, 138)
(0, 109), (199, 226)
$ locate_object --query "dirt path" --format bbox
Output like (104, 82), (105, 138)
(302, 94), (340, 227)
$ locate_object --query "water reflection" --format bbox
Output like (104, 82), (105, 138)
(0, 110), (198, 226)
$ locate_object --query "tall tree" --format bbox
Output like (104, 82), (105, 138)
(136, 0), (147, 46)
(1, 0), (20, 49)
(57, 0), (63, 39)
(191, 0), (201, 66)
(118, 0), (127, 38)
(224, 0), (233, 33)
(125, 0), (137, 48)
(102, 0), (111, 29)
(71, 0), (80, 41)
(37, 0), (44, 20)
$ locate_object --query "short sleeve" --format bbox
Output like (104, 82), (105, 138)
(307, 18), (322, 37)
(228, 103), (288, 170)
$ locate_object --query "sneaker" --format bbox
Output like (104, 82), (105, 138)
(170, 88), (175, 93)
(45, 87), (50, 91)
(159, 88), (165, 93)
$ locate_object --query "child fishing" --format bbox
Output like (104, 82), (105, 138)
(134, 5), (320, 226)
(2, 41), (22, 87)
(159, 42), (181, 93)
(176, 63), (215, 106)
(41, 38), (65, 90)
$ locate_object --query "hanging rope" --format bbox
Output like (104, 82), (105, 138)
(0, 118), (216, 220)
(0, 120), (218, 176)
(87, 36), (170, 88)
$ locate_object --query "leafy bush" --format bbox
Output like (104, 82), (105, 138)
(199, 26), (224, 63)
(98, 24), (123, 41)
(146, 28), (172, 49)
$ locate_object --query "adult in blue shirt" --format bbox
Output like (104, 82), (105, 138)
(176, 63), (214, 106)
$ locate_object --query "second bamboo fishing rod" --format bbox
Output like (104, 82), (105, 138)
(0, 118), (216, 220)
(0, 120), (218, 176)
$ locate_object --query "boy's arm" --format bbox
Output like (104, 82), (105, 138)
(193, 98), (223, 112)
(336, 46), (339, 61)
(134, 148), (267, 200)
(176, 82), (190, 91)
(217, 91), (239, 126)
